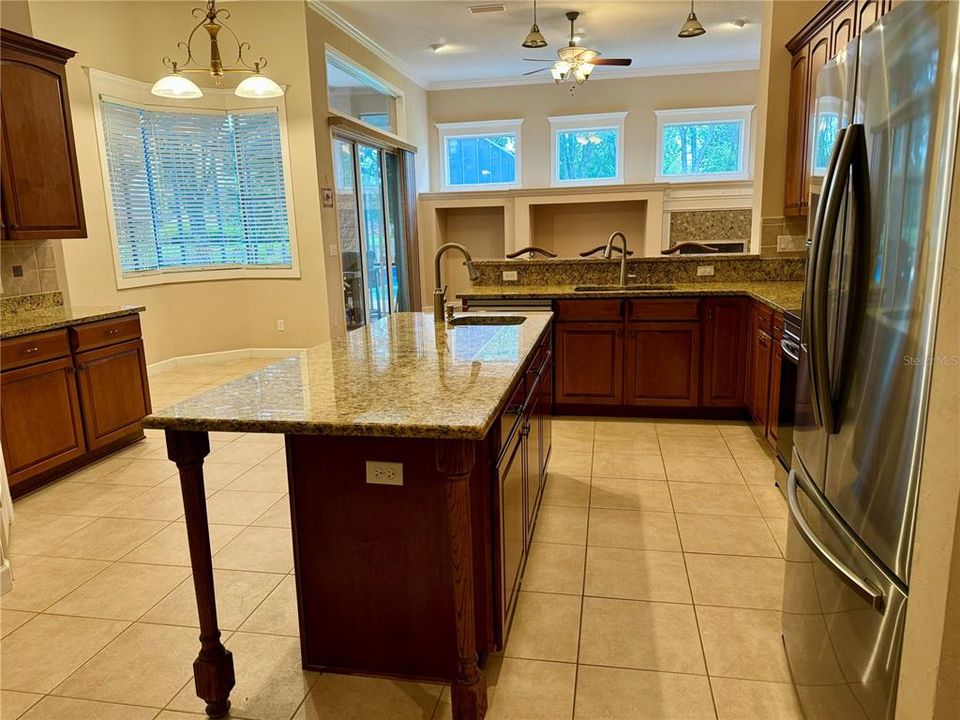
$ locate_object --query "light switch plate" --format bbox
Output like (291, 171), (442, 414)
(502, 270), (518, 282)
(697, 265), (715, 277)
(366, 460), (403, 486)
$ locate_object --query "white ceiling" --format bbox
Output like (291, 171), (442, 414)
(317, 1), (762, 89)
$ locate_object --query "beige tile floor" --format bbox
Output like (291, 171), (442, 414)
(0, 359), (803, 719)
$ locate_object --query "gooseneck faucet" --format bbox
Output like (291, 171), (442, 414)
(433, 242), (480, 321)
(602, 231), (629, 287)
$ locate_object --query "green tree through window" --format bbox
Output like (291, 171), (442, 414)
(661, 120), (743, 177)
(556, 128), (618, 181)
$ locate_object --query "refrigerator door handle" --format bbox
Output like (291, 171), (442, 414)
(803, 126), (847, 428)
(787, 468), (885, 612)
(812, 125), (860, 435)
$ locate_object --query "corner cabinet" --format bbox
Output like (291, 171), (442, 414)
(0, 29), (86, 241)
(783, 0), (897, 216)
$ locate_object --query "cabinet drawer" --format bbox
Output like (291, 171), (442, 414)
(499, 380), (527, 456)
(1, 329), (70, 370)
(554, 299), (622, 322)
(70, 315), (141, 353)
(754, 303), (774, 334)
(628, 298), (700, 321)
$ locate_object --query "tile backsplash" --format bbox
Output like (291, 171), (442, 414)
(0, 239), (60, 296)
(760, 216), (808, 259)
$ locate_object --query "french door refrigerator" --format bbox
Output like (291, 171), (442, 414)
(782, 2), (960, 719)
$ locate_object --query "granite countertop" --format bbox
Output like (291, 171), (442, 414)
(458, 281), (805, 313)
(0, 304), (146, 339)
(144, 311), (553, 440)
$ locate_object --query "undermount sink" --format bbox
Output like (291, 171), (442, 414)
(574, 284), (676, 292)
(448, 315), (526, 326)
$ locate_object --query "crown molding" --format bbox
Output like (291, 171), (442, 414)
(306, 0), (429, 90)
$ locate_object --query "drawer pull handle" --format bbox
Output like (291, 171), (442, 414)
(104, 328), (122, 336)
(21, 346), (40, 355)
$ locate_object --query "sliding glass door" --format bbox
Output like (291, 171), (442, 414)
(333, 135), (412, 330)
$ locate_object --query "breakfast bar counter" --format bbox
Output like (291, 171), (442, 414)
(144, 311), (555, 720)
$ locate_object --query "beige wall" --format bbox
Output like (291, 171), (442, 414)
(427, 69), (758, 192)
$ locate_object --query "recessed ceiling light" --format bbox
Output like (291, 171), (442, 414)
(468, 4), (506, 14)
(731, 19), (747, 29)
(429, 42), (447, 53)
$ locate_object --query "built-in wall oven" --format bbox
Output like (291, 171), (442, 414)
(775, 309), (801, 470)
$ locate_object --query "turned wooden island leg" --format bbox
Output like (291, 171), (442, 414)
(436, 439), (488, 720)
(166, 430), (235, 718)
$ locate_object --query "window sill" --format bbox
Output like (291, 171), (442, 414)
(550, 177), (624, 188)
(438, 183), (523, 193)
(115, 266), (301, 290)
(655, 173), (751, 184)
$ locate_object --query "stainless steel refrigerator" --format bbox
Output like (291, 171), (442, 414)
(782, 2), (960, 719)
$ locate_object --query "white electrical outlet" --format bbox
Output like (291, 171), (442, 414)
(697, 265), (715, 277)
(777, 235), (807, 252)
(276, 319), (285, 331)
(329, 244), (338, 257)
(366, 460), (403, 486)
(502, 270), (518, 282)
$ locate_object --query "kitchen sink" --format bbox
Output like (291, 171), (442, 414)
(448, 315), (526, 326)
(573, 284), (676, 292)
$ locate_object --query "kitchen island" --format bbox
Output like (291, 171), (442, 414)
(143, 311), (554, 720)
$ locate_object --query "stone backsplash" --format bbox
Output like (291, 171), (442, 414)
(0, 289), (64, 315)
(669, 209), (752, 247)
(1, 239), (60, 297)
(472, 255), (806, 287)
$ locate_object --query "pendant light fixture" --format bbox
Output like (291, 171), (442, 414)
(521, 0), (548, 49)
(152, 0), (283, 99)
(678, 0), (707, 38)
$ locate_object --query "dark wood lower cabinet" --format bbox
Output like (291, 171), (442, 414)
(555, 322), (623, 405)
(752, 327), (773, 429)
(499, 429), (525, 632)
(624, 321), (700, 407)
(702, 298), (749, 407)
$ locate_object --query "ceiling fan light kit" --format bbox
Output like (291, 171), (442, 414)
(678, 0), (707, 38)
(152, 0), (284, 99)
(522, 0), (548, 48)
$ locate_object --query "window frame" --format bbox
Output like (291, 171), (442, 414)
(326, 45), (406, 140)
(548, 112), (627, 188)
(654, 105), (755, 183)
(89, 69), (300, 290)
(436, 119), (523, 192)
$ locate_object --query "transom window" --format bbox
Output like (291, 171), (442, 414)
(549, 112), (627, 186)
(655, 105), (754, 182)
(436, 119), (523, 191)
(327, 47), (403, 136)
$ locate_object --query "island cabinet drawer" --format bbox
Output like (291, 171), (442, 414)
(1, 329), (70, 371)
(70, 315), (142, 353)
(754, 302), (774, 334)
(554, 299), (623, 322)
(499, 379), (527, 455)
(627, 298), (700, 321)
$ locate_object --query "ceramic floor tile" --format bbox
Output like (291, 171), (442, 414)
(533, 506), (588, 546)
(50, 456), (135, 484)
(0, 691), (41, 720)
(112, 437), (168, 459)
(676, 514), (781, 557)
(46, 562), (190, 621)
(0, 610), (36, 639)
(238, 432), (286, 447)
(724, 437), (773, 461)
(736, 457), (778, 486)
(659, 434), (732, 458)
(593, 433), (661, 456)
(142, 569), (282, 630)
(711, 677), (802, 720)
(579, 597), (705, 675)
(584, 547), (690, 603)
(213, 526), (294, 573)
(766, 517), (789, 557)
(204, 490), (285, 525)
(105, 486), (186, 521)
(663, 456), (744, 484)
(295, 673), (441, 720)
(594, 418), (658, 441)
(0, 555), (110, 611)
(120, 522), (243, 566)
(93, 458), (180, 487)
(20, 483), (147, 517)
(52, 622), (198, 707)
(685, 553), (785, 610)
(238, 575), (299, 636)
(168, 632), (317, 719)
(574, 665), (716, 720)
(18, 696), (158, 720)
(589, 477), (673, 512)
(155, 462), (252, 493)
(206, 441), (278, 466)
(0, 614), (128, 693)
(587, 509), (681, 551)
(260, 449), (287, 467)
(251, 496), (292, 529)
(223, 464), (289, 493)
(749, 486), (788, 518)
(7, 513), (96, 556)
(655, 420), (720, 437)
(541, 474), (591, 508)
(551, 437), (595, 457)
(46, 517), (168, 561)
(155, 711), (206, 719)
(696, 606), (792, 682)
(521, 543), (585, 595)
(668, 482), (761, 517)
(549, 451), (593, 476)
(505, 591), (581, 663)
(592, 452), (665, 481)
(716, 422), (760, 441)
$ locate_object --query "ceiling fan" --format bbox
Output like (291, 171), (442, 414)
(523, 11), (632, 87)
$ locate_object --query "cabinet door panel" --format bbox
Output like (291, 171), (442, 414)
(803, 26), (833, 209)
(0, 356), (85, 485)
(857, 0), (883, 34)
(75, 339), (151, 450)
(702, 298), (748, 407)
(625, 322), (700, 407)
(752, 328), (773, 428)
(499, 435), (525, 631)
(784, 45), (810, 216)
(555, 322), (623, 405)
(832, 2), (857, 55)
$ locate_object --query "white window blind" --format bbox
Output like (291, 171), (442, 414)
(100, 100), (292, 275)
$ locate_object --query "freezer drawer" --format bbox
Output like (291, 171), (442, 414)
(782, 453), (907, 720)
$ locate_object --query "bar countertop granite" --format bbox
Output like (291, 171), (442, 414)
(143, 311), (553, 440)
(0, 303), (146, 339)
(458, 281), (805, 312)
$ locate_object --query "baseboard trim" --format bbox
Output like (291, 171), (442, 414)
(148, 347), (305, 374)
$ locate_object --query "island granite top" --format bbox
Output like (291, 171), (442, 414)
(144, 311), (553, 440)
(0, 303), (146, 339)
(458, 281), (804, 313)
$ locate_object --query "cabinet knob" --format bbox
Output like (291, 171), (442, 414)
(104, 328), (121, 336)
(78, 363), (88, 371)
(9, 223), (20, 231)
(21, 346), (39, 355)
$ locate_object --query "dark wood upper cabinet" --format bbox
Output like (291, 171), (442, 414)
(555, 321), (623, 405)
(0, 29), (86, 241)
(784, 46), (810, 217)
(624, 321), (700, 407)
(832, 2), (857, 54)
(802, 25), (833, 210)
(702, 298), (749, 407)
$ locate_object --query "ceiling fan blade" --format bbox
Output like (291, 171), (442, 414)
(592, 58), (633, 66)
(523, 67), (551, 76)
(523, 58), (554, 62)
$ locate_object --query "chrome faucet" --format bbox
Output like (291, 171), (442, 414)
(433, 242), (480, 321)
(602, 231), (630, 287)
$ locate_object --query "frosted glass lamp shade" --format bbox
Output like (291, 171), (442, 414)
(235, 74), (284, 99)
(151, 73), (203, 99)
